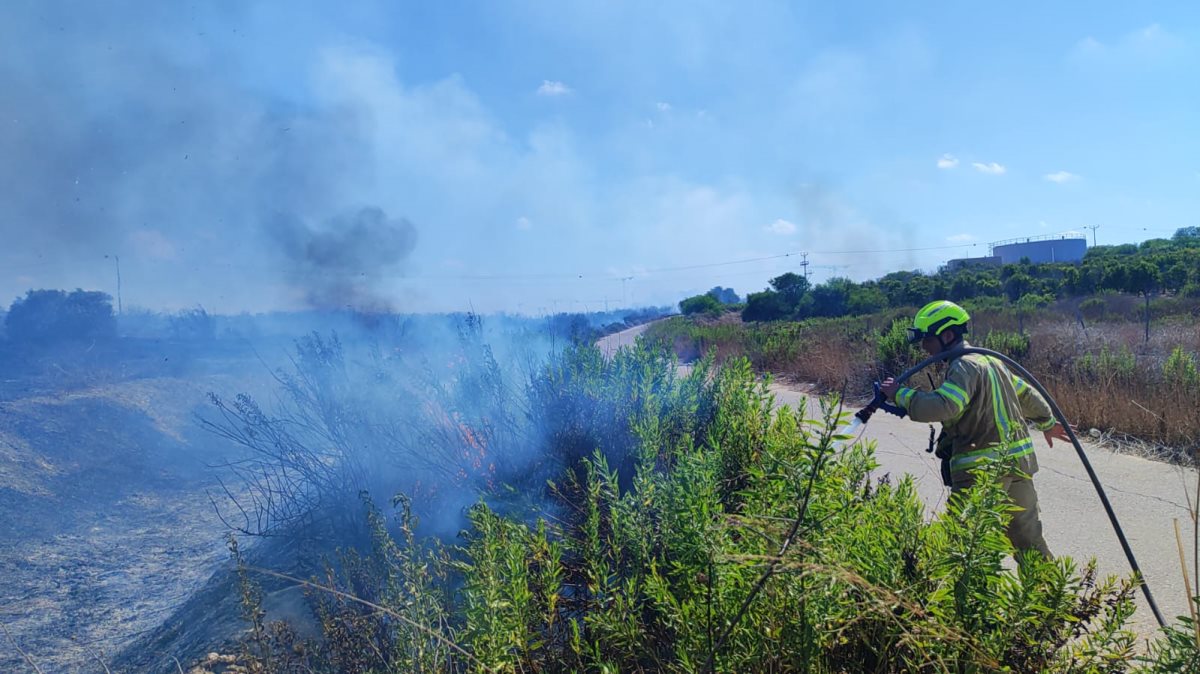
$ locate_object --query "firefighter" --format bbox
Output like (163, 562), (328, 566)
(880, 300), (1071, 559)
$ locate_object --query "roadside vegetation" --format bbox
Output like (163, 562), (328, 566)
(662, 228), (1200, 455)
(647, 302), (1200, 455)
(3, 289), (1195, 671)
(680, 227), (1200, 326)
(200, 336), (1199, 673)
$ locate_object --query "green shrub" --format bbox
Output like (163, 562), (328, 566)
(980, 330), (1031, 359)
(1075, 345), (1137, 383)
(1140, 605), (1200, 672)
(679, 293), (724, 317)
(876, 318), (921, 375)
(1163, 346), (1200, 392)
(961, 295), (1009, 313)
(225, 340), (1189, 673)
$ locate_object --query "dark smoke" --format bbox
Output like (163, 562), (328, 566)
(269, 207), (418, 311)
(793, 181), (916, 277)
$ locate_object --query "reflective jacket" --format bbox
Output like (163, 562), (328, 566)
(894, 342), (1057, 479)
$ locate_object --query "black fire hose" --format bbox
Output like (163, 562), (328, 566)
(884, 345), (1167, 629)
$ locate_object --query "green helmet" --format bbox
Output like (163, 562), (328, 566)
(908, 300), (970, 344)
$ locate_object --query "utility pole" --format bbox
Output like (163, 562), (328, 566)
(800, 252), (810, 280)
(105, 254), (122, 315)
(1085, 225), (1100, 247)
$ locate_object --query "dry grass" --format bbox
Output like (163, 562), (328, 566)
(1025, 319), (1200, 454)
(648, 308), (1200, 456)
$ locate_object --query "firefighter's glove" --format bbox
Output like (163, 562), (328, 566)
(880, 377), (901, 401)
(1043, 422), (1074, 448)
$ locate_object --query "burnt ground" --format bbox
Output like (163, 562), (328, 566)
(0, 376), (258, 673)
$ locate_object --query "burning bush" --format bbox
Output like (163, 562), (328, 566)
(202, 315), (529, 540)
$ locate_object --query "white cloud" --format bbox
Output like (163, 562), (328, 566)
(537, 80), (572, 96)
(1070, 23), (1184, 65)
(946, 233), (975, 243)
(656, 101), (671, 112)
(765, 218), (797, 235)
(1044, 170), (1079, 183)
(937, 153), (959, 169)
(971, 161), (1006, 175)
(515, 216), (532, 230)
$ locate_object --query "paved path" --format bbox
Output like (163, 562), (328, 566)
(597, 320), (657, 357)
(598, 324), (1198, 642)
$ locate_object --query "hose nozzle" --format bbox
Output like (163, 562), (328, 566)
(855, 381), (907, 423)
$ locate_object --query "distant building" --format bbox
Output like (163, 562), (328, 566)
(945, 256), (1002, 271)
(991, 236), (1087, 265)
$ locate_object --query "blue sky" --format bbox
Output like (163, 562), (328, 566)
(1, 1), (1197, 313)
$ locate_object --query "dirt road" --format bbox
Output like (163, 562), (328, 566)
(597, 325), (1197, 641)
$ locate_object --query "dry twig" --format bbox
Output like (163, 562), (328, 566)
(1, 621), (44, 674)
(1173, 519), (1200, 650)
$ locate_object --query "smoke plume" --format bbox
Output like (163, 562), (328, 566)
(269, 207), (418, 312)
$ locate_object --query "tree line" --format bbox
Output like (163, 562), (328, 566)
(678, 227), (1200, 321)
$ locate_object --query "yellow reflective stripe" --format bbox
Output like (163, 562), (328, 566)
(946, 407), (966, 424)
(896, 387), (917, 408)
(1008, 436), (1035, 458)
(983, 357), (1013, 439)
(1033, 417), (1056, 432)
(952, 445), (997, 465)
(937, 381), (970, 410)
(949, 437), (1035, 471)
(1013, 376), (1028, 394)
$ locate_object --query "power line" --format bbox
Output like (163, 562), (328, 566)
(809, 243), (982, 255)
(0, 241), (984, 286)
(407, 242), (980, 281)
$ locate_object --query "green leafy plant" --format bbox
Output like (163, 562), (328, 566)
(877, 318), (923, 376)
(1163, 347), (1200, 392)
(981, 329), (1031, 359)
(222, 340), (1193, 673)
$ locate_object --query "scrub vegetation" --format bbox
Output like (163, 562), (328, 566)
(658, 231), (1200, 458)
(646, 304), (1200, 456)
(205, 335), (1195, 672)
